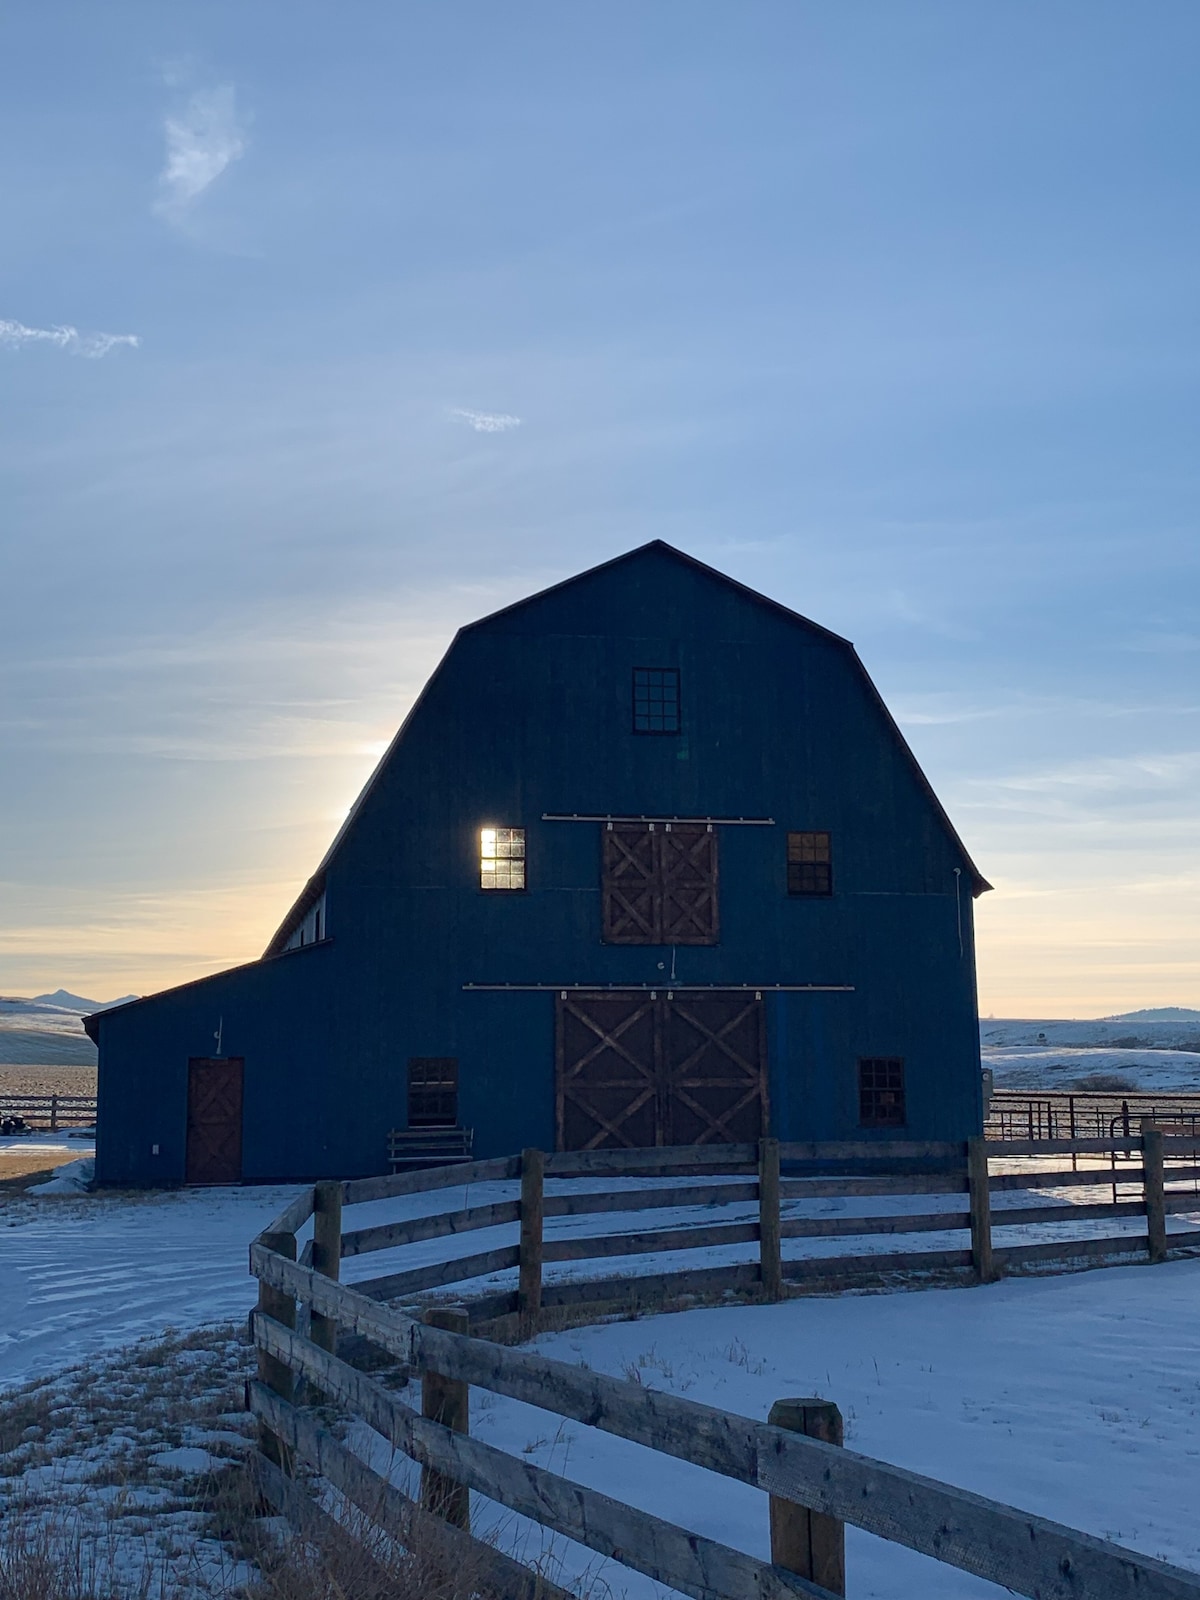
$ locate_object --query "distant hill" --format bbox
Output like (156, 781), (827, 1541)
(1102, 1007), (1200, 1023)
(32, 990), (139, 1013)
(982, 1010), (1200, 1052)
(0, 990), (137, 1067)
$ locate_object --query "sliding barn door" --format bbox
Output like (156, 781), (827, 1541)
(660, 992), (767, 1145)
(556, 992), (766, 1150)
(601, 824), (719, 945)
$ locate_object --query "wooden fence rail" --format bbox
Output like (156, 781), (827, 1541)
(248, 1195), (1200, 1600)
(313, 1133), (1200, 1319)
(0, 1092), (96, 1130)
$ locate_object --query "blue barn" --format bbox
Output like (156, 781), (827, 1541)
(87, 542), (990, 1186)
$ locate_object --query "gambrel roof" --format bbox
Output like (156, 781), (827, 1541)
(262, 540), (990, 958)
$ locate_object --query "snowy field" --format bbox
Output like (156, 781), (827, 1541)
(983, 1006), (1200, 1093)
(3, 1151), (1200, 1595)
(985, 1043), (1200, 1093)
(4, 1151), (1199, 1393)
(0, 1173), (304, 1388)
(452, 1259), (1200, 1597)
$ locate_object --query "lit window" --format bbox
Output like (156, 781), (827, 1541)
(632, 667), (681, 734)
(859, 1057), (906, 1128)
(480, 826), (526, 890)
(787, 831), (832, 896)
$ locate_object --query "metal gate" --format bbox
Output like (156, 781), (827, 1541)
(556, 991), (766, 1150)
(185, 1056), (244, 1184)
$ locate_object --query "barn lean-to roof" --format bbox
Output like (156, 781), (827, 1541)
(260, 540), (989, 963)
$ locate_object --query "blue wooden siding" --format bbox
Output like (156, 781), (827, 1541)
(93, 544), (984, 1185)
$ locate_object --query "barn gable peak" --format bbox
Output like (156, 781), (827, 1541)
(461, 539), (851, 648)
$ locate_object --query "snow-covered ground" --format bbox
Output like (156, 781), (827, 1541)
(986, 1043), (1200, 1092)
(982, 1008), (1200, 1050)
(983, 1007), (1200, 1093)
(5, 1153), (1198, 1385)
(454, 1259), (1200, 1597)
(4, 1150), (1199, 1597)
(0, 1178), (304, 1388)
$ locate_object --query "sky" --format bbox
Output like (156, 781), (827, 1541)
(2, 2), (1198, 1017)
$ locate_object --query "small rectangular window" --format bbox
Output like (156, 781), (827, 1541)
(859, 1057), (906, 1128)
(632, 667), (681, 734)
(787, 831), (832, 896)
(480, 826), (525, 890)
(408, 1057), (458, 1127)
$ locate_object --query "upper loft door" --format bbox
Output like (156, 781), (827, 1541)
(601, 823), (719, 945)
(185, 1057), (244, 1183)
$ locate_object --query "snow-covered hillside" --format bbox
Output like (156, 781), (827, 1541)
(982, 1007), (1200, 1092)
(0, 990), (134, 1067)
(0, 998), (96, 1066)
(981, 1007), (1200, 1050)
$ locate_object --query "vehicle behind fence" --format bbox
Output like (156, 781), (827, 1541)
(247, 1134), (1200, 1599)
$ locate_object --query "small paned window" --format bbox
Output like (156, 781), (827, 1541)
(480, 826), (526, 890)
(408, 1058), (458, 1128)
(787, 831), (832, 896)
(632, 667), (681, 734)
(859, 1057), (906, 1128)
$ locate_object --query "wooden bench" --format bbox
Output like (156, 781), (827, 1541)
(387, 1127), (475, 1173)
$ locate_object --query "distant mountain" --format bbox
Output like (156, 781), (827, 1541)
(32, 990), (138, 1013)
(1103, 1007), (1200, 1023)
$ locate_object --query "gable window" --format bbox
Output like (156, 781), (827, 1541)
(632, 667), (681, 734)
(408, 1057), (458, 1127)
(859, 1057), (906, 1128)
(787, 831), (832, 896)
(602, 821), (718, 944)
(480, 826), (525, 890)
(284, 889), (327, 951)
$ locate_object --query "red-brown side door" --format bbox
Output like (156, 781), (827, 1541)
(185, 1057), (244, 1183)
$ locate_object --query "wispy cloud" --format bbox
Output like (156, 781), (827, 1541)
(155, 85), (248, 222)
(0, 320), (139, 359)
(448, 407), (522, 434)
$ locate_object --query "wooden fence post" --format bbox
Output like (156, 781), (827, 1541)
(310, 1180), (343, 1359)
(421, 1306), (471, 1530)
(1141, 1121), (1167, 1264)
(519, 1147), (544, 1336)
(967, 1136), (996, 1284)
(50, 1094), (58, 1133)
(255, 1228), (297, 1471)
(767, 1399), (845, 1596)
(758, 1137), (782, 1303)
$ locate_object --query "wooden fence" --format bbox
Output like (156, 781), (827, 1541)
(0, 1092), (96, 1130)
(247, 1135), (1200, 1599)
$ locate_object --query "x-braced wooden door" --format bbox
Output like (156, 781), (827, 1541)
(556, 991), (766, 1150)
(601, 823), (719, 945)
(185, 1057), (244, 1183)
